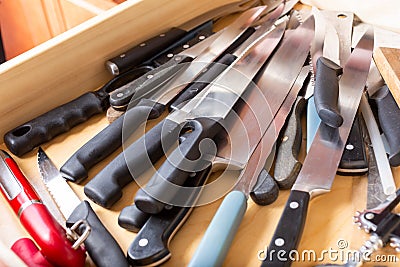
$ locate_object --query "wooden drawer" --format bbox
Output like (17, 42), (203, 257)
(0, 1), (399, 266)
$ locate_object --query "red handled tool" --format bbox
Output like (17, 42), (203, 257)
(0, 150), (86, 267)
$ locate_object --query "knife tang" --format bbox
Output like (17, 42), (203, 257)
(127, 165), (211, 266)
(273, 96), (306, 189)
(134, 117), (222, 214)
(371, 85), (400, 167)
(260, 190), (310, 267)
(337, 114), (368, 175)
(106, 27), (190, 76)
(66, 200), (129, 267)
(3, 65), (151, 157)
(313, 56), (343, 128)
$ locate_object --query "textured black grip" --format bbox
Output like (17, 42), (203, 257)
(60, 99), (165, 183)
(4, 92), (104, 156)
(84, 118), (181, 208)
(337, 114), (368, 175)
(372, 85), (400, 166)
(273, 96), (306, 189)
(134, 117), (222, 214)
(314, 57), (343, 128)
(107, 27), (187, 75)
(127, 166), (211, 266)
(169, 53), (237, 110)
(261, 190), (310, 267)
(118, 204), (150, 233)
(66, 201), (128, 267)
(250, 169), (279, 206)
(110, 54), (193, 110)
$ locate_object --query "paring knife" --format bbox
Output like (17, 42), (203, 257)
(0, 150), (86, 267)
(105, 0), (261, 75)
(81, 6), (286, 209)
(261, 27), (374, 267)
(60, 6), (270, 185)
(132, 17), (287, 215)
(37, 148), (129, 267)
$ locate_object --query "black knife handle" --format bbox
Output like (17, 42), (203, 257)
(314, 57), (343, 128)
(371, 85), (400, 167)
(106, 27), (187, 75)
(84, 118), (181, 208)
(127, 166), (211, 266)
(110, 54), (194, 109)
(250, 169), (279, 206)
(134, 117), (222, 214)
(273, 96), (306, 189)
(169, 53), (237, 110)
(4, 92), (105, 157)
(66, 201), (129, 267)
(261, 190), (310, 267)
(118, 204), (150, 233)
(337, 114), (368, 175)
(61, 98), (166, 183)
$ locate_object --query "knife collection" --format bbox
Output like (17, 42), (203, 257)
(1, 1), (400, 266)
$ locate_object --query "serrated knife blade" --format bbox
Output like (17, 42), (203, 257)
(38, 148), (81, 219)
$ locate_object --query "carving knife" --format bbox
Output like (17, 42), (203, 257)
(37, 148), (129, 267)
(0, 150), (86, 267)
(60, 6), (270, 185)
(261, 27), (374, 267)
(105, 0), (261, 75)
(82, 6), (287, 209)
(132, 18), (288, 214)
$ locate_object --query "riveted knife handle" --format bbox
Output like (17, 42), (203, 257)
(4, 92), (105, 157)
(273, 96), (306, 189)
(109, 54), (194, 110)
(84, 118), (181, 208)
(127, 165), (211, 266)
(134, 117), (222, 214)
(169, 53), (237, 110)
(261, 190), (310, 267)
(66, 200), (129, 267)
(371, 85), (400, 167)
(189, 191), (247, 267)
(60, 99), (166, 183)
(119, 204), (150, 233)
(337, 114), (368, 175)
(106, 28), (187, 75)
(314, 57), (343, 128)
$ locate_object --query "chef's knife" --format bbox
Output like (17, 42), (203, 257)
(37, 148), (129, 267)
(82, 6), (287, 209)
(105, 0), (261, 75)
(133, 19), (287, 214)
(0, 150), (86, 267)
(261, 27), (374, 267)
(189, 62), (312, 267)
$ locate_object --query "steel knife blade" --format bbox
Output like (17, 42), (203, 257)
(60, 6), (269, 184)
(82, 6), (285, 209)
(261, 27), (374, 267)
(37, 148), (129, 267)
(133, 19), (287, 214)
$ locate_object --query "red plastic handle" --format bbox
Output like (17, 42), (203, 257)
(0, 151), (86, 267)
(11, 238), (54, 267)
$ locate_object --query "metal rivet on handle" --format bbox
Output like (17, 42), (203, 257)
(147, 74), (154, 79)
(140, 43), (146, 47)
(116, 93), (124, 98)
(346, 144), (354, 150)
(199, 35), (205, 40)
(167, 53), (174, 58)
(289, 202), (299, 209)
(183, 44), (190, 49)
(138, 238), (148, 247)
(275, 238), (285, 247)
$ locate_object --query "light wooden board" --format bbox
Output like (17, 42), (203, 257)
(374, 47), (400, 107)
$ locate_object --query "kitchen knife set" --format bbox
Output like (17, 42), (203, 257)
(1, 1), (399, 266)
